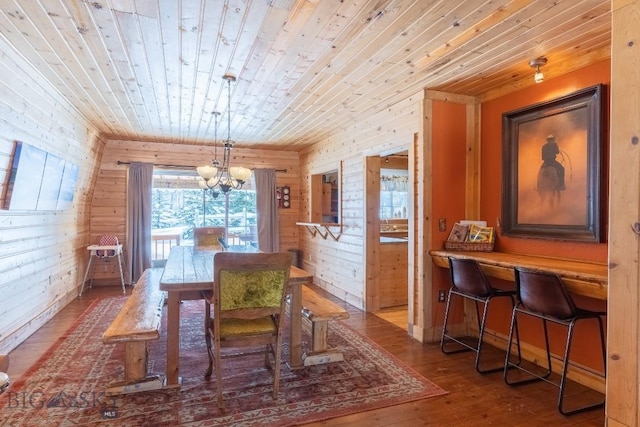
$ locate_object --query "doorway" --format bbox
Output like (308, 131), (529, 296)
(364, 148), (411, 331)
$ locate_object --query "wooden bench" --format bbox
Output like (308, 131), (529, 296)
(300, 285), (350, 366)
(102, 268), (165, 395)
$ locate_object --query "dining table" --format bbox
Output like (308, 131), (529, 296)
(159, 245), (313, 388)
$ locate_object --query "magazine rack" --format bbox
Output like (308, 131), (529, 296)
(444, 223), (495, 252)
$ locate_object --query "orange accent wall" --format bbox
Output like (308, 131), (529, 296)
(431, 100), (468, 324)
(432, 100), (467, 230)
(480, 60), (610, 262)
(479, 60), (610, 370)
(429, 62), (610, 371)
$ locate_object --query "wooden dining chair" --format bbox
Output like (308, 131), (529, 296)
(193, 227), (226, 249)
(204, 252), (292, 408)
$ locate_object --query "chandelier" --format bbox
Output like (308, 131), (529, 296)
(197, 74), (252, 197)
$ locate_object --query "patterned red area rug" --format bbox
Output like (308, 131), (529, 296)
(0, 296), (447, 426)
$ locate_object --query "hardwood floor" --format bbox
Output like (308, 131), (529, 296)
(6, 285), (605, 426)
(374, 306), (409, 330)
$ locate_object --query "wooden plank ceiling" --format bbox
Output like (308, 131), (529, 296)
(0, 0), (610, 151)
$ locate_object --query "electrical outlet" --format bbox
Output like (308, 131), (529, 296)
(438, 218), (447, 232)
(438, 290), (446, 303)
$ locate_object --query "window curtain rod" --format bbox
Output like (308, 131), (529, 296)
(116, 161), (286, 173)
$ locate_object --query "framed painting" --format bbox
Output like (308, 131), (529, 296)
(2, 141), (79, 211)
(2, 141), (46, 210)
(501, 84), (604, 242)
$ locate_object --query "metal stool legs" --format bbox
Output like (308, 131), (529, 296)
(441, 288), (520, 374)
(504, 306), (606, 416)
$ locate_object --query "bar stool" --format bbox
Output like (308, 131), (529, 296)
(441, 257), (519, 373)
(504, 267), (606, 416)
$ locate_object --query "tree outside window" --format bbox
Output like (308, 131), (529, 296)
(151, 170), (257, 259)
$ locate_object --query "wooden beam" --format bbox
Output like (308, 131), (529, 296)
(607, 1), (640, 425)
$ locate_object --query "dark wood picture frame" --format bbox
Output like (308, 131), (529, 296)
(501, 84), (604, 242)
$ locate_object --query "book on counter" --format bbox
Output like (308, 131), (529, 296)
(467, 224), (494, 243)
(447, 223), (469, 242)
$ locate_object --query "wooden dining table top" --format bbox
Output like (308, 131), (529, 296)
(159, 245), (312, 291)
(159, 244), (312, 381)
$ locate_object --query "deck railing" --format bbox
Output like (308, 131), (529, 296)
(151, 233), (181, 261)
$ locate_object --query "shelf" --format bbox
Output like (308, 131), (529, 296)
(429, 249), (607, 300)
(296, 222), (342, 241)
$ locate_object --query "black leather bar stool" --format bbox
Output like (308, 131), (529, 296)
(504, 267), (606, 416)
(440, 257), (519, 373)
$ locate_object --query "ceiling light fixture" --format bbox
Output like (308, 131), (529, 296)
(197, 74), (252, 197)
(529, 57), (547, 84)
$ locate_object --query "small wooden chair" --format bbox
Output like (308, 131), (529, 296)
(204, 252), (291, 408)
(193, 227), (226, 249)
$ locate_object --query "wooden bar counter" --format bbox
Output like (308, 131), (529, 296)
(429, 250), (608, 300)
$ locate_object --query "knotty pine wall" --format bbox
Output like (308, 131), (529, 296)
(90, 139), (300, 283)
(0, 37), (104, 354)
(299, 91), (424, 315)
(379, 242), (409, 308)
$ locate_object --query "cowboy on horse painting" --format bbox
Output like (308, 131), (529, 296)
(540, 134), (566, 190)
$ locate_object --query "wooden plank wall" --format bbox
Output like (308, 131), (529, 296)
(299, 91), (424, 312)
(90, 139), (300, 283)
(607, 1), (640, 425)
(379, 242), (409, 308)
(0, 36), (104, 354)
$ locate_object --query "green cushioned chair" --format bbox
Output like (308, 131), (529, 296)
(204, 252), (291, 408)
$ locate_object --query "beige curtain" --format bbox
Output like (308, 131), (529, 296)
(253, 169), (279, 252)
(126, 162), (153, 283)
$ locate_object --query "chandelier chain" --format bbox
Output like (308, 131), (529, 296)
(197, 74), (252, 197)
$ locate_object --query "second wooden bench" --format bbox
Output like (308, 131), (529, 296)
(300, 285), (350, 366)
(102, 267), (165, 395)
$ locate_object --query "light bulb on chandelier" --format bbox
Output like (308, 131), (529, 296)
(197, 73), (252, 198)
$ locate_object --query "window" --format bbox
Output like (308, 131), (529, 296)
(380, 169), (408, 219)
(310, 165), (341, 224)
(151, 169), (257, 260)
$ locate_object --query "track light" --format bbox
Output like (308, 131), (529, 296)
(529, 57), (547, 84)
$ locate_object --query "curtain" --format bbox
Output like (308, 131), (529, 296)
(126, 162), (153, 283)
(254, 169), (279, 252)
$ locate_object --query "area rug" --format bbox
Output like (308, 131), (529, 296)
(0, 296), (447, 426)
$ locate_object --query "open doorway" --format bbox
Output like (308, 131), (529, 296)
(365, 148), (411, 331)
